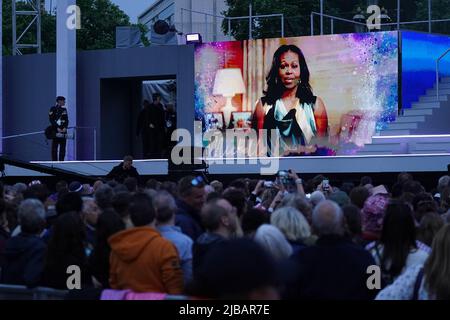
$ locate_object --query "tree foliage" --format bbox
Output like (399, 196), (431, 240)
(2, 0), (149, 55)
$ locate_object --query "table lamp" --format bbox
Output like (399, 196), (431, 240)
(213, 68), (246, 127)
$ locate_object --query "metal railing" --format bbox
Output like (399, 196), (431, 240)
(180, 8), (284, 41)
(1, 126), (97, 161)
(311, 11), (450, 36)
(436, 48), (450, 100)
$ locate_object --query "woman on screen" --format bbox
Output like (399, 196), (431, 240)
(253, 44), (329, 156)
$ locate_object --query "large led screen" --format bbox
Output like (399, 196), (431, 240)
(195, 32), (399, 157)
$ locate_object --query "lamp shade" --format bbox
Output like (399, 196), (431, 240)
(213, 68), (246, 97)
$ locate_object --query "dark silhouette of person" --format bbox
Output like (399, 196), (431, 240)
(137, 94), (166, 159)
(49, 96), (69, 161)
(164, 104), (177, 158)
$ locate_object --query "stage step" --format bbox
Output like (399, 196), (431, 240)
(395, 115), (426, 123)
(419, 95), (448, 102)
(359, 143), (403, 152)
(411, 101), (441, 109)
(440, 77), (450, 83)
(433, 83), (450, 89)
(427, 88), (450, 95)
(386, 122), (418, 130)
(379, 129), (411, 136)
(355, 151), (398, 155)
(412, 142), (450, 152)
(402, 108), (434, 116)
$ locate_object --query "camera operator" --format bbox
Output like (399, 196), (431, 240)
(49, 96), (69, 161)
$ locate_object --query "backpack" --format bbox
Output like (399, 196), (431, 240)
(45, 126), (56, 140)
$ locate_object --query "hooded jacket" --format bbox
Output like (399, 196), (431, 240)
(108, 226), (183, 294)
(0, 233), (46, 287)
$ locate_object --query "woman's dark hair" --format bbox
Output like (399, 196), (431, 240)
(45, 211), (87, 271)
(342, 204), (362, 237)
(263, 45), (314, 106)
(379, 201), (417, 279)
(89, 209), (125, 287)
(417, 213), (444, 247)
(223, 188), (247, 218)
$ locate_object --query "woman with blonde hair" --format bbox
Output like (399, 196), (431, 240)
(271, 206), (311, 254)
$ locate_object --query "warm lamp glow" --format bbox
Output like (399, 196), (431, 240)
(213, 68), (246, 127)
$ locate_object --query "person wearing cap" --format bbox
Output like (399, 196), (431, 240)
(68, 181), (83, 194)
(49, 96), (69, 161)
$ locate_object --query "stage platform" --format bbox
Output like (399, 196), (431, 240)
(2, 153), (448, 178)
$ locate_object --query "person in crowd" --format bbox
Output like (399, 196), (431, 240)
(175, 176), (206, 241)
(342, 204), (364, 246)
(309, 191), (326, 208)
(40, 211), (91, 289)
(68, 181), (83, 194)
(270, 206), (311, 254)
(241, 208), (270, 238)
(94, 184), (114, 211)
(360, 192), (389, 244)
(254, 224), (293, 261)
(328, 191), (351, 207)
(123, 177), (138, 193)
(412, 193), (438, 223)
(286, 200), (376, 300)
(223, 187), (248, 219)
(160, 181), (177, 197)
(48, 181), (68, 203)
(436, 175), (450, 196)
(280, 193), (313, 225)
(350, 186), (370, 210)
(0, 199), (10, 255)
(440, 187), (450, 222)
(360, 176), (373, 187)
(188, 239), (281, 299)
(210, 180), (224, 195)
(81, 197), (102, 253)
(106, 156), (140, 184)
(366, 201), (430, 288)
(136, 95), (166, 159)
(48, 96), (69, 161)
(193, 199), (238, 275)
(111, 191), (133, 228)
(0, 199), (47, 287)
(108, 193), (183, 293)
(88, 208), (124, 288)
(153, 191), (193, 284)
(416, 213), (444, 248)
(376, 224), (450, 300)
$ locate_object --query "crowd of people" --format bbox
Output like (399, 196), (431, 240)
(0, 169), (450, 300)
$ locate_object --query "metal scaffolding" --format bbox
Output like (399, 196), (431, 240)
(12, 0), (42, 55)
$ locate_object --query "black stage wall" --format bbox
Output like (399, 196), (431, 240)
(2, 45), (195, 161)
